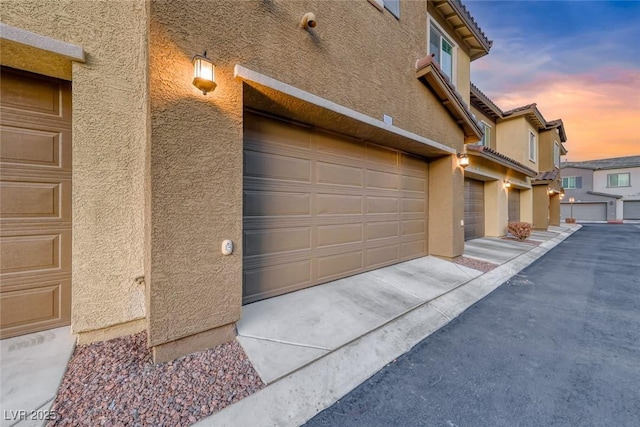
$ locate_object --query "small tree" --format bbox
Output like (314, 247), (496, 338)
(508, 222), (532, 241)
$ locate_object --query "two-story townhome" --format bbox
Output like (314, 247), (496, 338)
(465, 85), (568, 238)
(1, 1), (492, 361)
(561, 155), (640, 221)
(464, 84), (537, 240)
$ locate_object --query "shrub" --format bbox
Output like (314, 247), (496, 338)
(508, 222), (532, 241)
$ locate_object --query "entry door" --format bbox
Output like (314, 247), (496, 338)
(0, 67), (72, 338)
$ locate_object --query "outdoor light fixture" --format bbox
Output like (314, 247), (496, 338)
(192, 52), (216, 94)
(504, 180), (512, 188)
(457, 153), (469, 168)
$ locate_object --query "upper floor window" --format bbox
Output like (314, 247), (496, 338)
(562, 176), (582, 189)
(384, 0), (400, 19)
(480, 122), (491, 147)
(554, 141), (560, 168)
(607, 172), (630, 187)
(429, 21), (454, 83)
(528, 131), (536, 162)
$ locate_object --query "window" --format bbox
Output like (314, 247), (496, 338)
(383, 0), (400, 19)
(562, 176), (582, 189)
(528, 131), (536, 162)
(554, 141), (560, 168)
(607, 173), (630, 187)
(429, 22), (454, 82)
(480, 122), (491, 147)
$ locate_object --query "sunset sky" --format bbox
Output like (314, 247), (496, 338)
(465, 0), (640, 162)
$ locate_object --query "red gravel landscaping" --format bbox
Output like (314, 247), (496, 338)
(47, 332), (264, 426)
(452, 256), (498, 273)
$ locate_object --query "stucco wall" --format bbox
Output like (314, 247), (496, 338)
(538, 129), (561, 171)
(593, 167), (640, 198)
(1, 1), (149, 337)
(496, 118), (539, 171)
(147, 0), (472, 346)
(532, 185), (550, 229)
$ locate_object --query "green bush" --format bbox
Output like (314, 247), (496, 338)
(508, 222), (532, 241)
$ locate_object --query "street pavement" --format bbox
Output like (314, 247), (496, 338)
(305, 224), (640, 427)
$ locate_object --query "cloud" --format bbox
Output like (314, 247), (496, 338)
(485, 68), (640, 161)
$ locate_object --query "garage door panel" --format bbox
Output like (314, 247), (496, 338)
(1, 68), (72, 338)
(401, 239), (426, 259)
(367, 221), (400, 240)
(561, 203), (606, 221)
(1, 126), (71, 171)
(317, 161), (363, 187)
(317, 224), (363, 247)
(366, 143), (398, 166)
(244, 261), (313, 303)
(243, 112), (427, 303)
(401, 175), (426, 192)
(317, 194), (363, 215)
(244, 114), (311, 151)
(244, 227), (311, 256)
(367, 196), (399, 214)
(317, 251), (364, 281)
(401, 153), (427, 171)
(315, 131), (366, 159)
(244, 150), (310, 182)
(366, 245), (400, 267)
(244, 191), (311, 216)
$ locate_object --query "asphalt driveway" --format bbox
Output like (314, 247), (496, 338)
(305, 224), (640, 427)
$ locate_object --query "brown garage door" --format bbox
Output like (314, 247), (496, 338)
(0, 67), (72, 338)
(508, 188), (521, 222)
(464, 178), (484, 240)
(243, 112), (428, 304)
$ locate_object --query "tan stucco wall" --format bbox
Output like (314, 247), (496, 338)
(1, 1), (149, 337)
(429, 156), (465, 258)
(533, 185), (550, 229)
(521, 189), (534, 223)
(484, 180), (508, 237)
(538, 129), (560, 171)
(496, 118), (539, 171)
(148, 0), (470, 348)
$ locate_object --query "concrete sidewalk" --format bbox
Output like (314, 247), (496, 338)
(195, 223), (579, 427)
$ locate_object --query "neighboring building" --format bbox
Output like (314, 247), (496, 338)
(0, 1), (493, 361)
(561, 156), (640, 221)
(466, 84), (568, 238)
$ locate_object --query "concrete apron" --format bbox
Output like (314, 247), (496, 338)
(195, 224), (581, 427)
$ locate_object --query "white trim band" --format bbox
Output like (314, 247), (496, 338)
(1, 23), (85, 62)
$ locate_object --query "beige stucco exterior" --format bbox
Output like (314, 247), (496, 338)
(2, 0), (491, 359)
(1, 1), (149, 339)
(495, 118), (539, 171)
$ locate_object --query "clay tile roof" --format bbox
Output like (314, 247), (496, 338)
(466, 144), (537, 177)
(562, 155), (640, 170)
(533, 169), (560, 182)
(470, 82), (503, 121)
(450, 0), (493, 50)
(416, 54), (482, 143)
(503, 103), (539, 116)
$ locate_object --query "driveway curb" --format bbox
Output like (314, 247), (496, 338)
(194, 225), (581, 427)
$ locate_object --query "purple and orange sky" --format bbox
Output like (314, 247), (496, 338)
(465, 0), (640, 162)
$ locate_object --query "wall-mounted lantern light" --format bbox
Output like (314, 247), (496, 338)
(549, 188), (556, 195)
(192, 52), (216, 95)
(457, 153), (469, 168)
(504, 180), (512, 189)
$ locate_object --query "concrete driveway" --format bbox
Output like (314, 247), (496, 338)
(305, 224), (640, 427)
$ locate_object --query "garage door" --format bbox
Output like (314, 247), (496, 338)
(561, 202), (606, 221)
(0, 67), (72, 338)
(508, 188), (521, 222)
(464, 178), (484, 240)
(623, 201), (640, 220)
(243, 112), (428, 304)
